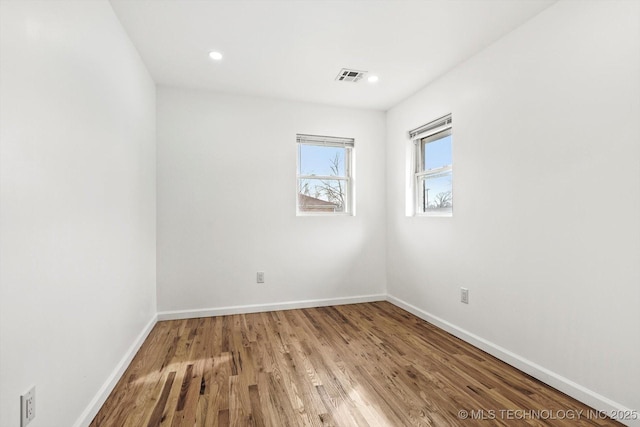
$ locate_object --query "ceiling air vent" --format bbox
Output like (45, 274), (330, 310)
(335, 68), (367, 83)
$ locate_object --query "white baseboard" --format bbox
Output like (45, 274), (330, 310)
(386, 295), (638, 427)
(72, 314), (158, 427)
(157, 294), (386, 321)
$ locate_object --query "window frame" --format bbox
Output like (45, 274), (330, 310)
(410, 114), (453, 217)
(296, 134), (354, 216)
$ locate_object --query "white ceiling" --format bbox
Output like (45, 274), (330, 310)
(109, 0), (555, 111)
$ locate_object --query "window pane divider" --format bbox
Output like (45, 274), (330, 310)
(298, 175), (349, 181)
(415, 165), (452, 178)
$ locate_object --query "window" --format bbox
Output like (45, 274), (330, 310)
(410, 114), (453, 216)
(296, 134), (354, 215)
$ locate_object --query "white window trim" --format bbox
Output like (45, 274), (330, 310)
(409, 114), (453, 217)
(296, 134), (355, 216)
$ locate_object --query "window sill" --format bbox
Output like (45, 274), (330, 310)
(296, 212), (354, 217)
(415, 212), (452, 218)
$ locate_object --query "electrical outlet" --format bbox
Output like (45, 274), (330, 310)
(257, 271), (265, 283)
(461, 288), (469, 304)
(21, 386), (35, 426)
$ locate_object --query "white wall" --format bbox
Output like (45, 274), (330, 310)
(0, 2), (156, 426)
(386, 0), (639, 418)
(157, 87), (386, 313)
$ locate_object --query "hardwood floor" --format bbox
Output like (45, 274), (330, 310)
(90, 302), (620, 426)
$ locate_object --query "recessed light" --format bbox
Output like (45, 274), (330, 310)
(368, 75), (379, 83)
(209, 51), (223, 60)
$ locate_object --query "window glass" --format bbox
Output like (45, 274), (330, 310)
(410, 115), (452, 216)
(298, 145), (345, 176)
(423, 134), (452, 170)
(419, 170), (452, 215)
(296, 134), (354, 215)
(298, 178), (345, 213)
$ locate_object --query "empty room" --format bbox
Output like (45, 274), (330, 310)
(1, 0), (638, 426)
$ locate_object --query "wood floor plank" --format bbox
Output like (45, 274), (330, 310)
(90, 302), (622, 427)
(147, 371), (177, 427)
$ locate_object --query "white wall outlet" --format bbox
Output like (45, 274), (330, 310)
(257, 271), (265, 283)
(21, 386), (35, 426)
(461, 287), (469, 304)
